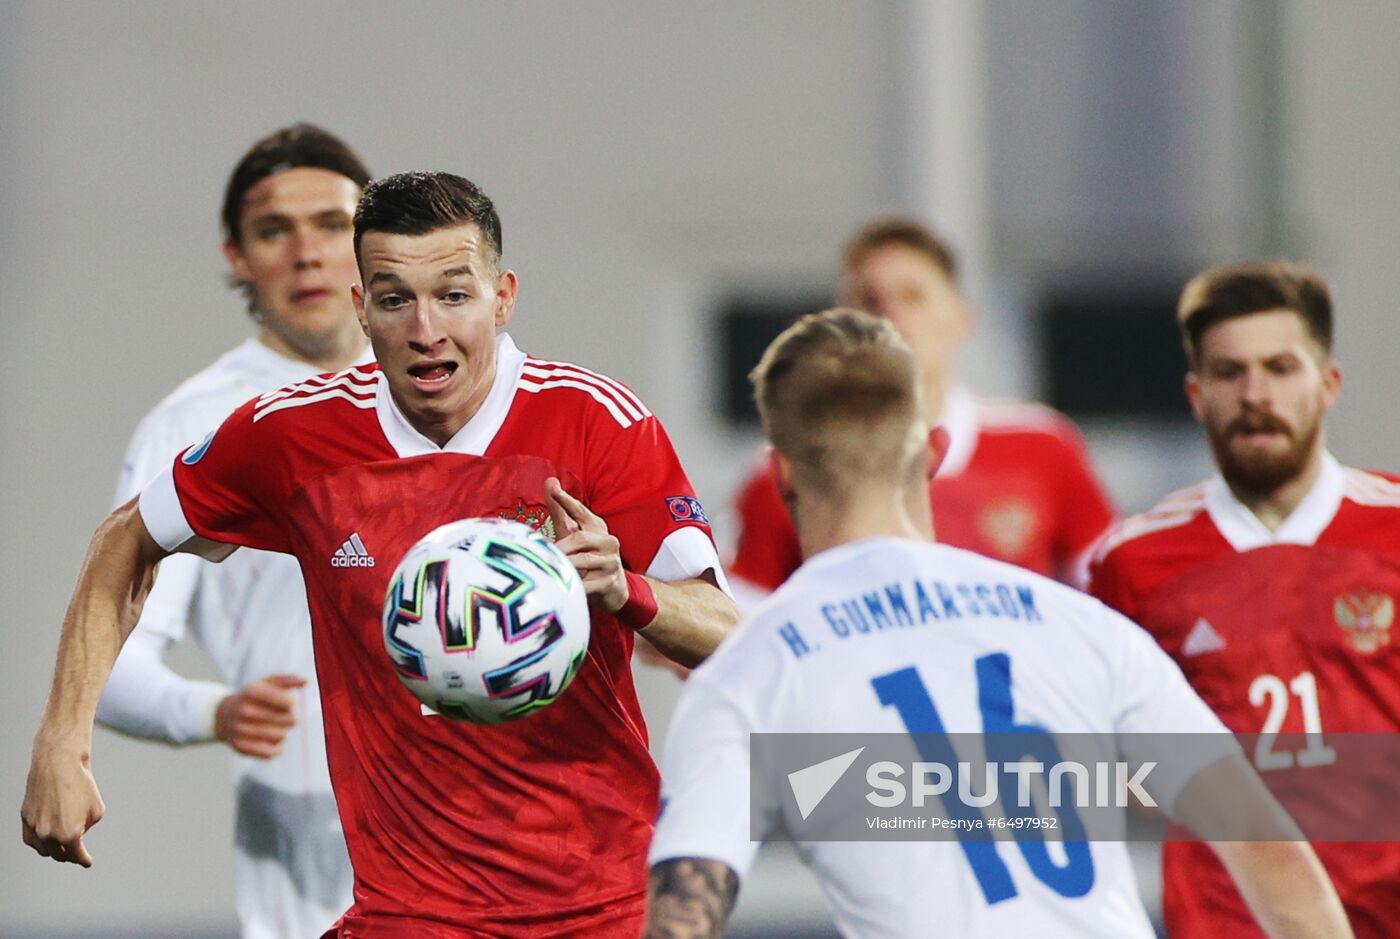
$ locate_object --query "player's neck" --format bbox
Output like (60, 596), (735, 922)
(257, 322), (368, 373)
(1229, 445), (1328, 533)
(795, 488), (933, 560)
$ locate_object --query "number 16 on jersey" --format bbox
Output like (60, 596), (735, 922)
(873, 655), (1096, 906)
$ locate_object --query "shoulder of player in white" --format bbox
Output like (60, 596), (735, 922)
(251, 366), (380, 423)
(516, 357), (653, 429)
(1342, 466), (1400, 508)
(972, 397), (1074, 435)
(131, 356), (281, 443)
(1094, 482), (1209, 560)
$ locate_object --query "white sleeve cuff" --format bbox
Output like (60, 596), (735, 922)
(647, 527), (733, 597)
(139, 465), (197, 552)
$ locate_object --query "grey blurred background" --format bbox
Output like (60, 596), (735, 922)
(4, 1), (1400, 935)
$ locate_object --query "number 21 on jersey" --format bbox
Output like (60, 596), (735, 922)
(1248, 670), (1337, 770)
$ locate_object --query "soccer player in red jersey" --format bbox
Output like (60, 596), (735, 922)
(22, 171), (740, 938)
(1090, 261), (1400, 939)
(730, 218), (1115, 597)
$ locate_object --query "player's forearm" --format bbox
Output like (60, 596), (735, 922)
(1177, 756), (1353, 938)
(637, 576), (739, 668)
(1212, 841), (1354, 939)
(38, 500), (166, 742)
(644, 858), (739, 939)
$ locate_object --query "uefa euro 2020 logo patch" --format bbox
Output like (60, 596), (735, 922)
(181, 431), (215, 465)
(666, 496), (709, 525)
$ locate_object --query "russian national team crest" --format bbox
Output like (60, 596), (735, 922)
(1334, 592), (1394, 654)
(977, 500), (1034, 560)
(495, 500), (556, 540)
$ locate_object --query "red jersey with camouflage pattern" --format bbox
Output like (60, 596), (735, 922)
(138, 334), (723, 938)
(1089, 454), (1400, 939)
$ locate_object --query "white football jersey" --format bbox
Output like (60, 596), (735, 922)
(109, 338), (357, 939)
(650, 537), (1235, 939)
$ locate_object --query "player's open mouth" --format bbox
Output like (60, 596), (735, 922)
(408, 361), (458, 390)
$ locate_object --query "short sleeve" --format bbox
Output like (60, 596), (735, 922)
(584, 408), (720, 583)
(648, 672), (773, 879)
(727, 458), (803, 592)
(140, 396), (290, 556)
(1046, 421), (1116, 571)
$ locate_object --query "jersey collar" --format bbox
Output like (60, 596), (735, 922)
(1204, 450), (1345, 551)
(375, 332), (528, 457)
(934, 384), (978, 478)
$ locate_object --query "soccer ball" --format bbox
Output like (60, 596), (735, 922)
(381, 517), (590, 724)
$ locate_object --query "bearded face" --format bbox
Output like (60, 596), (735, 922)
(1187, 310), (1339, 500)
(1203, 400), (1323, 497)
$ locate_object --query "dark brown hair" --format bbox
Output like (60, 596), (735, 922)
(221, 123), (370, 244)
(354, 172), (502, 272)
(1178, 261), (1333, 366)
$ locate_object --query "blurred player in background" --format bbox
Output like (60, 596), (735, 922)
(1090, 261), (1400, 938)
(23, 171), (738, 938)
(730, 218), (1115, 599)
(646, 308), (1351, 939)
(96, 123), (369, 938)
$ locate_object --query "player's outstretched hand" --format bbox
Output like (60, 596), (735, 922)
(545, 477), (627, 613)
(21, 736), (105, 867)
(214, 674), (305, 759)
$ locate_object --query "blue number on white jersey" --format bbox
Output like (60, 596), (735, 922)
(872, 653), (1095, 904)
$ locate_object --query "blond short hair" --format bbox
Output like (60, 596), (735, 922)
(751, 308), (926, 496)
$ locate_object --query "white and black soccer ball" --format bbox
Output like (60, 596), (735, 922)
(381, 517), (590, 724)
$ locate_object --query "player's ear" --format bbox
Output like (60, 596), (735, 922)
(222, 240), (252, 285)
(1184, 371), (1204, 423)
(494, 269), (518, 328)
(351, 284), (371, 337)
(1321, 359), (1342, 412)
(928, 425), (951, 476)
(770, 449), (796, 503)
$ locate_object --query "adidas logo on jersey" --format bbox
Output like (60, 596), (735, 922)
(332, 533), (376, 568)
(1182, 617), (1227, 656)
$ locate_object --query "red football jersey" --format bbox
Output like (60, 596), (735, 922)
(730, 388), (1115, 589)
(139, 336), (722, 938)
(1089, 455), (1400, 939)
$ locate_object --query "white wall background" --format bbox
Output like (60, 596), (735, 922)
(3, 2), (1400, 936)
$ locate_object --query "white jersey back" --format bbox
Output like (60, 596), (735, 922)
(650, 538), (1232, 939)
(112, 338), (356, 939)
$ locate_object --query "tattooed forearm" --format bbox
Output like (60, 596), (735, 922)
(644, 857), (740, 939)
